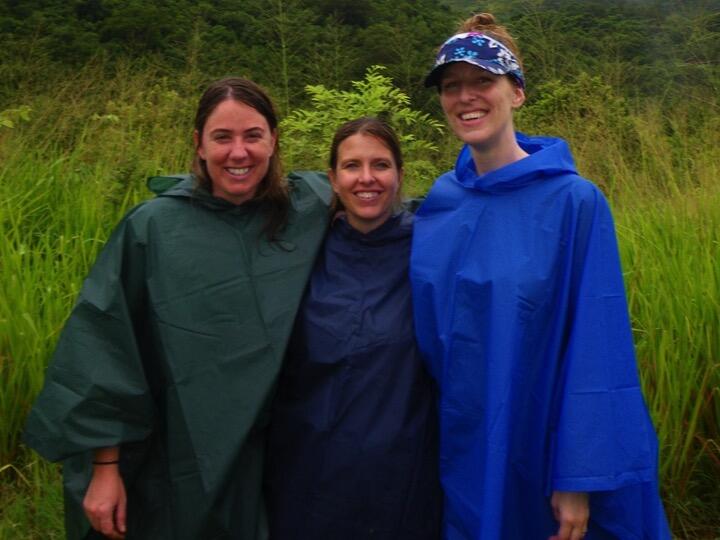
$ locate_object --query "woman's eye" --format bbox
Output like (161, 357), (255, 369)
(442, 81), (459, 92)
(374, 161), (391, 170)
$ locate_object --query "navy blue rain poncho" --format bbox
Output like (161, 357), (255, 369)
(410, 134), (671, 539)
(266, 212), (443, 540)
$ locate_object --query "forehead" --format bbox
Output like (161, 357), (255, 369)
(204, 99), (270, 131)
(338, 133), (394, 159)
(441, 62), (501, 81)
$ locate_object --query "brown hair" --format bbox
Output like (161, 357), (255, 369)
(192, 77), (289, 240)
(457, 12), (524, 73)
(328, 117), (404, 214)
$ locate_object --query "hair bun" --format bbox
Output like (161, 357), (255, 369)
(454, 12), (523, 70)
(459, 12), (498, 33)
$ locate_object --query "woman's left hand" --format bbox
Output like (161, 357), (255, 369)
(548, 490), (589, 540)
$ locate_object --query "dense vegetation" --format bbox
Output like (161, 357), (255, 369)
(1, 0), (719, 537)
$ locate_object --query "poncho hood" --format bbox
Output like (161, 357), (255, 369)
(332, 211), (413, 246)
(454, 133), (578, 193)
(147, 174), (265, 212)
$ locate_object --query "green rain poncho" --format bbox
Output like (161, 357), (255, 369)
(23, 172), (331, 539)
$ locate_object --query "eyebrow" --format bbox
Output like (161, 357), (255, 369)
(339, 157), (393, 165)
(208, 126), (267, 136)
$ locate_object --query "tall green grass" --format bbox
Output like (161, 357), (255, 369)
(516, 81), (720, 536)
(0, 62), (195, 465)
(1, 65), (196, 538)
(618, 188), (720, 539)
(1, 66), (718, 537)
(0, 460), (63, 539)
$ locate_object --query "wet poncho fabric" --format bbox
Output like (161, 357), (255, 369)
(266, 212), (443, 540)
(23, 172), (331, 540)
(410, 134), (671, 539)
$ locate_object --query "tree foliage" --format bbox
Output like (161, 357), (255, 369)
(482, 0), (720, 101)
(0, 0), (457, 109)
(282, 66), (445, 195)
(2, 0), (717, 111)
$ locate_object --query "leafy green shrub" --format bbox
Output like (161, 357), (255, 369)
(281, 66), (445, 195)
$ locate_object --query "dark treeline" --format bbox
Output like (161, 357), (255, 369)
(485, 0), (720, 100)
(1, 0), (718, 113)
(0, 0), (457, 112)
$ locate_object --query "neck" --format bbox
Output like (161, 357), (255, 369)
(468, 130), (528, 175)
(346, 211), (392, 235)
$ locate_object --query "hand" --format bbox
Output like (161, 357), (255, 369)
(548, 491), (589, 540)
(83, 463), (127, 539)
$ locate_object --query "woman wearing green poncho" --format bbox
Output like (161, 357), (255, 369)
(23, 77), (331, 539)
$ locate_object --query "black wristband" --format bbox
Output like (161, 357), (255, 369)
(92, 460), (120, 465)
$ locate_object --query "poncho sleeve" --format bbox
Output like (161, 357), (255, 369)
(23, 206), (156, 462)
(549, 184), (656, 493)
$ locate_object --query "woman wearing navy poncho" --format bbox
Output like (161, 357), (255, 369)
(266, 118), (442, 539)
(410, 13), (671, 540)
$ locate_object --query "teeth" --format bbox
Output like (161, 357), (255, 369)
(461, 111), (487, 121)
(227, 167), (250, 175)
(356, 192), (379, 200)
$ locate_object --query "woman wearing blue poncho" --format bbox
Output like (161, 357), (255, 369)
(410, 12), (671, 540)
(266, 118), (443, 539)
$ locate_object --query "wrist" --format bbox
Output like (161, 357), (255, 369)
(91, 460), (120, 476)
(92, 446), (120, 465)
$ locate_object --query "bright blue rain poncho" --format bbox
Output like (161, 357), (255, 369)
(410, 134), (671, 539)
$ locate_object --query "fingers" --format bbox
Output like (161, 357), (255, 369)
(116, 489), (127, 534)
(85, 501), (125, 539)
(554, 521), (573, 540)
(83, 466), (127, 539)
(552, 516), (588, 540)
(86, 508), (126, 540)
(99, 507), (124, 539)
(550, 491), (589, 540)
(549, 523), (587, 540)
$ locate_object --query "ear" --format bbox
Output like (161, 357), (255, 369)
(269, 129), (278, 156)
(511, 86), (526, 109)
(393, 168), (404, 207)
(328, 168), (338, 193)
(193, 130), (206, 160)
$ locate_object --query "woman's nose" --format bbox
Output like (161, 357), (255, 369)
(229, 139), (248, 159)
(358, 165), (374, 183)
(458, 82), (477, 102)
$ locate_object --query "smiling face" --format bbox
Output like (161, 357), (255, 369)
(439, 62), (525, 154)
(194, 98), (277, 205)
(329, 133), (402, 234)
